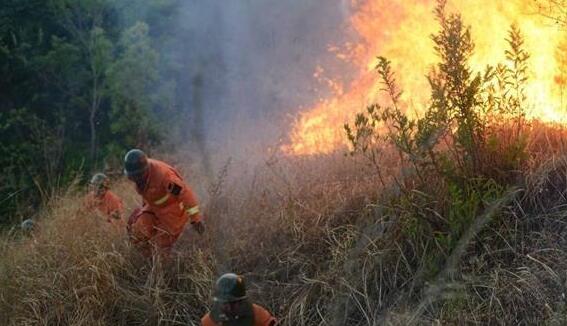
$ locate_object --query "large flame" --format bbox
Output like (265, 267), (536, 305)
(285, 0), (566, 155)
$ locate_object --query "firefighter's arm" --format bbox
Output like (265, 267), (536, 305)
(105, 194), (123, 220)
(166, 176), (204, 227)
(112, 196), (125, 220)
(110, 210), (121, 220)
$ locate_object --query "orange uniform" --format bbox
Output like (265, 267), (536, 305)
(84, 190), (124, 226)
(129, 159), (202, 251)
(201, 304), (276, 326)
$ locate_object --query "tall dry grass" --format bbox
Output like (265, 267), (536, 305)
(0, 154), (381, 325)
(2, 124), (567, 325)
(0, 180), (215, 325)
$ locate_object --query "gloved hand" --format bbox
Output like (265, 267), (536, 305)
(110, 211), (121, 220)
(192, 221), (205, 235)
(127, 207), (142, 234)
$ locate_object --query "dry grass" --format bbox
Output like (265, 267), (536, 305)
(0, 181), (215, 325)
(0, 154), (380, 325)
(3, 124), (567, 325)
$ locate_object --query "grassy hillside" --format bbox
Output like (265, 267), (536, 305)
(0, 155), (381, 325)
(2, 126), (567, 325)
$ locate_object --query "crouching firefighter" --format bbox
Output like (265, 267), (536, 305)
(124, 149), (205, 256)
(201, 273), (277, 326)
(84, 173), (125, 227)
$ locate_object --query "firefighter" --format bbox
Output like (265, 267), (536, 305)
(20, 219), (40, 246)
(124, 149), (204, 255)
(20, 219), (36, 236)
(201, 273), (277, 326)
(83, 173), (125, 226)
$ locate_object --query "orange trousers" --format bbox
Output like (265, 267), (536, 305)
(128, 208), (184, 255)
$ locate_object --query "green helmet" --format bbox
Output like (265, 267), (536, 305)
(21, 219), (35, 232)
(214, 273), (247, 303)
(211, 274), (254, 325)
(90, 173), (109, 189)
(124, 149), (149, 177)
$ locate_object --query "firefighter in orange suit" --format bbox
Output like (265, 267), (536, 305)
(84, 173), (125, 226)
(201, 273), (277, 326)
(124, 149), (204, 255)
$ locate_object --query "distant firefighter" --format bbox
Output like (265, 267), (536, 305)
(124, 149), (204, 256)
(201, 273), (277, 326)
(84, 173), (125, 226)
(20, 219), (36, 235)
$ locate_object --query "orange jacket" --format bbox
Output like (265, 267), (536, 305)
(84, 190), (124, 224)
(201, 304), (276, 326)
(135, 159), (202, 235)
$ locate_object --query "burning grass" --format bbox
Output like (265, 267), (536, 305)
(287, 0), (566, 156)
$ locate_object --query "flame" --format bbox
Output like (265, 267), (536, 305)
(285, 0), (567, 155)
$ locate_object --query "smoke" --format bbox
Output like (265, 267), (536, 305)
(171, 0), (353, 168)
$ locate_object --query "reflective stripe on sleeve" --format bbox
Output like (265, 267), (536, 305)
(154, 194), (170, 205)
(186, 205), (200, 216)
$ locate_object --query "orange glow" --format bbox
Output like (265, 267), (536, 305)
(284, 0), (566, 155)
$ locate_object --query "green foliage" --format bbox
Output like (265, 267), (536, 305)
(346, 1), (531, 182)
(0, 0), (181, 225)
(107, 22), (161, 152)
(429, 0), (483, 172)
(0, 109), (58, 222)
(109, 23), (158, 105)
(481, 25), (530, 121)
(505, 25), (530, 112)
(445, 178), (503, 241)
(344, 57), (422, 186)
(478, 25), (531, 181)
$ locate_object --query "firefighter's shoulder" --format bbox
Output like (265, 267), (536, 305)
(252, 304), (277, 326)
(200, 313), (215, 326)
(151, 159), (183, 186)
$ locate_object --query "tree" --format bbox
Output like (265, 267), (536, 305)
(428, 0), (482, 173)
(87, 27), (113, 165)
(48, 0), (115, 167)
(0, 0), (176, 224)
(106, 22), (161, 153)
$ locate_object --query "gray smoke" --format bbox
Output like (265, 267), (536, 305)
(171, 0), (354, 168)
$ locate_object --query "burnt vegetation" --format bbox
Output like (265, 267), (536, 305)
(2, 1), (567, 325)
